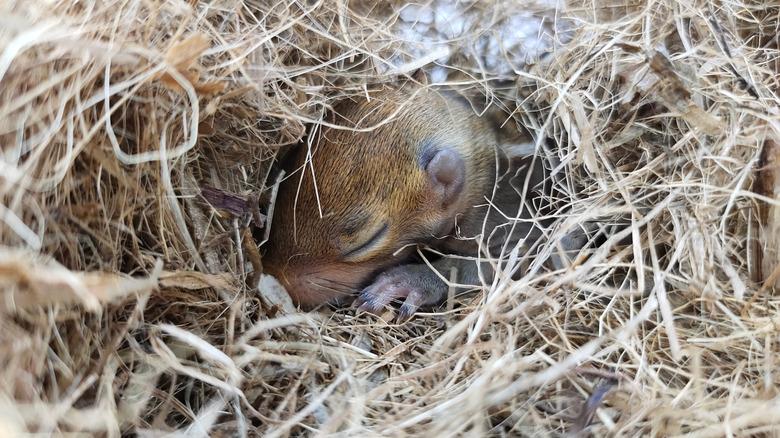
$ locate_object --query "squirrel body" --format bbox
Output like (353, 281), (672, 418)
(265, 79), (547, 318)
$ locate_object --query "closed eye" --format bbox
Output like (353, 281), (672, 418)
(342, 223), (389, 260)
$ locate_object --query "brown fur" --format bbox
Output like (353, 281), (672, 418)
(264, 80), (544, 311)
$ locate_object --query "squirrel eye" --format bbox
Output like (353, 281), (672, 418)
(341, 222), (389, 260)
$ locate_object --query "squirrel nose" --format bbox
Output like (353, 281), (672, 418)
(265, 261), (378, 309)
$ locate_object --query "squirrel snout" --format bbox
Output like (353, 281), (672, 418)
(266, 260), (379, 308)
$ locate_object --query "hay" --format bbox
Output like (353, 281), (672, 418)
(1, 0), (779, 435)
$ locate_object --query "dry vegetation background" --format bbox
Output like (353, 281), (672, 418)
(1, 0), (779, 436)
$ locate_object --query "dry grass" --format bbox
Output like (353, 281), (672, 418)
(1, 0), (779, 436)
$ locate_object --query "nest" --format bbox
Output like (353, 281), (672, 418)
(1, 0), (779, 435)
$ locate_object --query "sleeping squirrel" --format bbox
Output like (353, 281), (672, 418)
(264, 72), (553, 319)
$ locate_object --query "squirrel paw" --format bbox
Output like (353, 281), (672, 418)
(355, 264), (447, 320)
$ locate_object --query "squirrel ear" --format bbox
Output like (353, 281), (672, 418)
(411, 68), (429, 85)
(424, 148), (465, 208)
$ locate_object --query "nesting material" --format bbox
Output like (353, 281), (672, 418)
(1, 0), (779, 436)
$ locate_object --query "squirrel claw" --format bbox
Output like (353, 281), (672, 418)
(397, 289), (425, 321)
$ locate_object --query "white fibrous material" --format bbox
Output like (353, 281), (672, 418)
(392, 0), (569, 80)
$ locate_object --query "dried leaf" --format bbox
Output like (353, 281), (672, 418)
(257, 274), (296, 315)
(757, 140), (780, 289)
(0, 249), (160, 312)
(650, 51), (722, 135)
(165, 34), (209, 71)
(194, 80), (227, 95)
(569, 93), (599, 173)
(159, 270), (236, 291)
(157, 34), (225, 97)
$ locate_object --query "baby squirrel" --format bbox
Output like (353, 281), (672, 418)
(264, 72), (549, 319)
